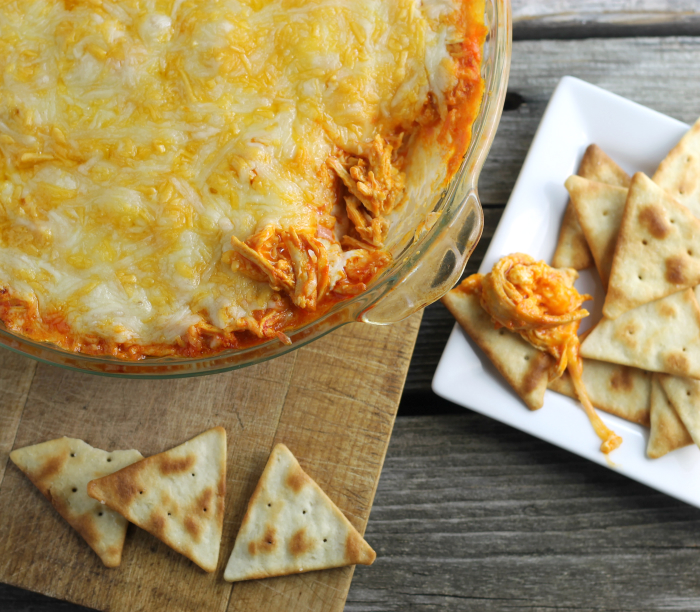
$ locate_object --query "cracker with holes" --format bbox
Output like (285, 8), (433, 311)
(224, 443), (375, 582)
(442, 282), (553, 410)
(10, 438), (143, 567)
(87, 427), (226, 572)
(653, 117), (700, 217)
(647, 375), (693, 459)
(564, 176), (628, 289)
(553, 144), (631, 270)
(548, 359), (651, 427)
(603, 173), (700, 320)
(581, 289), (700, 379)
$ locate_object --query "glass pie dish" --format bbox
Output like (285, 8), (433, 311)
(0, 0), (512, 378)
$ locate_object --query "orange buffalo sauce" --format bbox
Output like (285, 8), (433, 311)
(461, 253), (621, 454)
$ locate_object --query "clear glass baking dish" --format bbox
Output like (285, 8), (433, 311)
(0, 0), (512, 378)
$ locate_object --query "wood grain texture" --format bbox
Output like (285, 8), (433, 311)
(512, 0), (700, 39)
(228, 315), (421, 612)
(0, 354), (297, 612)
(0, 314), (420, 612)
(347, 414), (700, 612)
(0, 352), (36, 483)
(480, 37), (700, 206)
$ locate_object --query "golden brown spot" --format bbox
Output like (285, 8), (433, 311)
(148, 511), (167, 538)
(196, 487), (214, 515)
(610, 367), (634, 392)
(665, 352), (690, 375)
(616, 322), (639, 349)
(217, 469), (226, 498)
(347, 531), (376, 565)
(657, 301), (678, 319)
(344, 531), (374, 565)
(91, 469), (140, 508)
(345, 531), (361, 564)
(289, 528), (314, 557)
(522, 352), (551, 394)
(184, 515), (201, 539)
(250, 525), (277, 556)
(69, 507), (101, 554)
(639, 205), (671, 239)
(285, 464), (309, 494)
(665, 256), (687, 285)
(159, 454), (195, 476)
(33, 453), (67, 493)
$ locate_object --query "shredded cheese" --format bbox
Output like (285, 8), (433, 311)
(0, 0), (482, 357)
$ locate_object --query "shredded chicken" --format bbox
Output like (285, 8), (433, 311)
(345, 195), (389, 248)
(228, 136), (403, 324)
(328, 134), (405, 249)
(229, 226), (334, 312)
(473, 253), (621, 455)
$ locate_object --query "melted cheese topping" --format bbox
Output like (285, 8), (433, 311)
(0, 0), (478, 356)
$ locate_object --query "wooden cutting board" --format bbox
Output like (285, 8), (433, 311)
(0, 313), (421, 612)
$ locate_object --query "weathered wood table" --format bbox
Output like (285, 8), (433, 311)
(5, 1), (700, 610)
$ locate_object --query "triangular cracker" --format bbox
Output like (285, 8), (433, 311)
(548, 359), (651, 426)
(88, 427), (226, 572)
(647, 375), (692, 458)
(224, 443), (375, 582)
(581, 289), (700, 379)
(603, 173), (700, 319)
(442, 285), (553, 410)
(10, 437), (143, 567)
(658, 375), (700, 450)
(565, 176), (628, 289)
(552, 205), (594, 271)
(553, 144), (631, 270)
(653, 117), (700, 218)
(578, 144), (632, 189)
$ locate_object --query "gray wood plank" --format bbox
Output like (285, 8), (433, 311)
(480, 36), (700, 206)
(513, 0), (700, 39)
(348, 415), (700, 612)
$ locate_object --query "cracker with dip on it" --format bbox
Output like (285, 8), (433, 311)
(444, 120), (700, 460)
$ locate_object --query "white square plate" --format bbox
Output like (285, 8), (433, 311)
(432, 76), (700, 507)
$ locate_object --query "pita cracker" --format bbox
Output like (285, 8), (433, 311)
(551, 205), (594, 271)
(442, 286), (553, 410)
(581, 289), (700, 379)
(224, 443), (375, 582)
(658, 374), (700, 450)
(653, 117), (700, 218)
(552, 144), (631, 270)
(647, 375), (692, 459)
(10, 438), (142, 567)
(565, 176), (628, 289)
(548, 359), (651, 426)
(603, 173), (700, 319)
(577, 144), (632, 189)
(88, 427), (226, 572)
